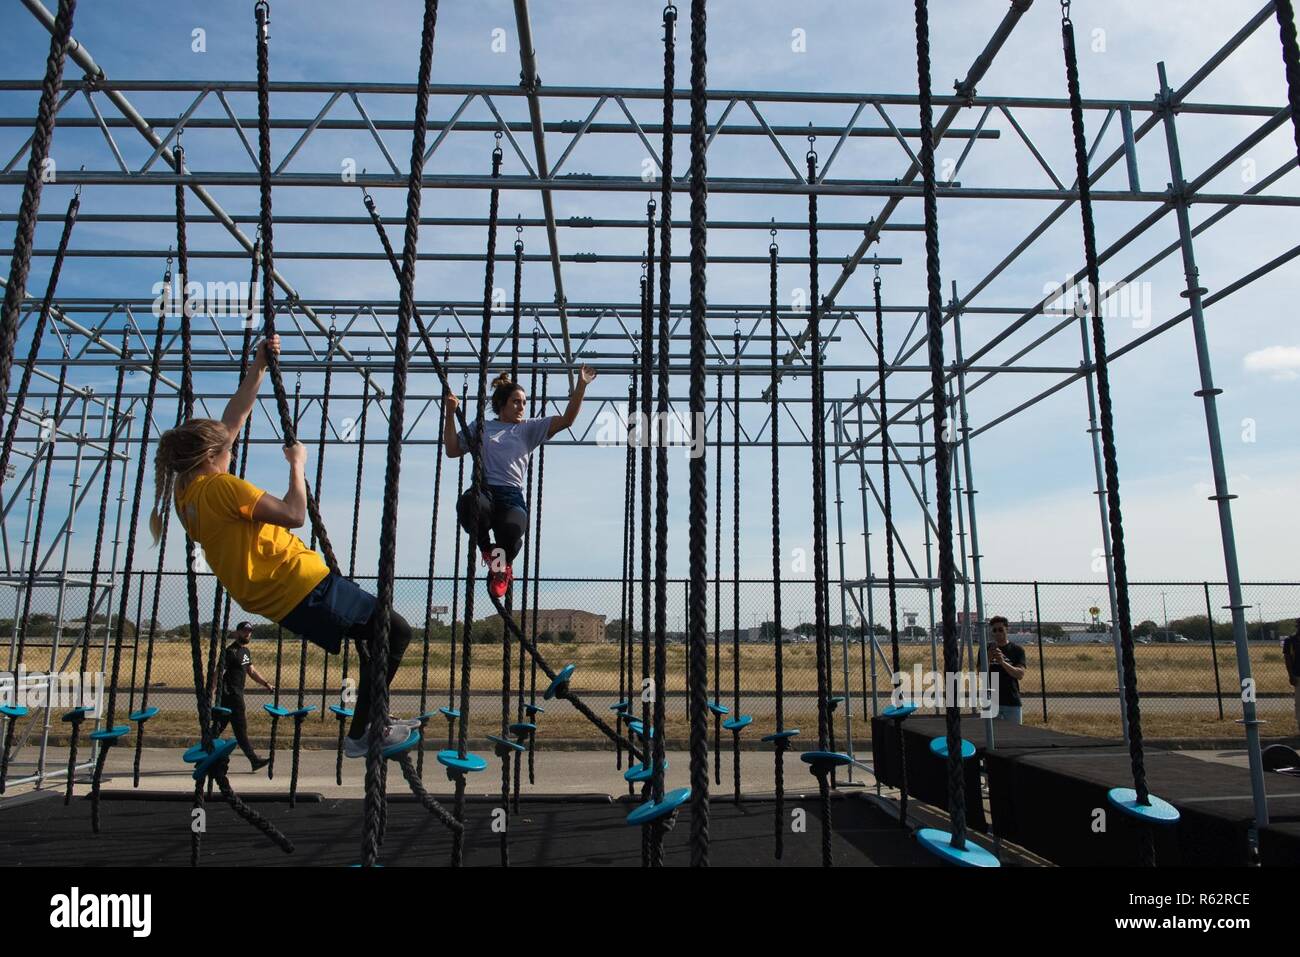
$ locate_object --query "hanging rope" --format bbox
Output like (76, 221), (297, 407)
(874, 267), (910, 828)
(211, 241), (262, 716)
(0, 362), (66, 794)
(640, 203), (655, 866)
(0, 191), (79, 491)
(87, 328), (134, 829)
(514, 331), (539, 804)
(729, 325), (742, 804)
(712, 366), (722, 787)
(915, 0), (969, 852)
(0, 188), (79, 790)
(645, 0), (678, 870)
(1276, 0), (1300, 164)
(767, 232), (788, 859)
(0, 0), (77, 436)
(510, 222), (524, 383)
(526, 365), (549, 783)
(806, 137), (836, 869)
(333, 370), (369, 782)
(254, 0), (340, 577)
(619, 370), (636, 774)
(445, 379), (466, 751)
(417, 343), (449, 778)
(1061, 2), (1153, 863)
(446, 135), (504, 870)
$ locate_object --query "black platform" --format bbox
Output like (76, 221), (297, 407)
(0, 790), (936, 867)
(868, 714), (1103, 832)
(1259, 821), (1300, 866)
(984, 746), (1300, 866)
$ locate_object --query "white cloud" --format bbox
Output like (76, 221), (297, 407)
(1243, 346), (1300, 381)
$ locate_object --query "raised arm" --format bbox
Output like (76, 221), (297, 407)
(221, 335), (279, 442)
(443, 391), (464, 458)
(251, 441), (308, 529)
(547, 364), (597, 438)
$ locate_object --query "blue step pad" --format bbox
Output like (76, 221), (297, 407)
(625, 786), (691, 826)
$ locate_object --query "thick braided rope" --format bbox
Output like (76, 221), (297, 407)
(254, 1), (339, 576)
(527, 374), (547, 779)
(396, 754), (462, 832)
(446, 143), (504, 870)
(214, 772), (294, 854)
(3, 195), (76, 672)
(915, 0), (968, 849)
(0, 0), (76, 429)
(499, 334), (514, 868)
(174, 146), (217, 772)
(1, 362), (67, 795)
(0, 192), (79, 488)
(213, 247), (262, 712)
(730, 328), (742, 803)
(266, 378), (304, 769)
(309, 330), (335, 713)
(83, 332), (130, 828)
(639, 203), (655, 864)
(1061, 14), (1150, 828)
(648, 2), (677, 869)
(712, 368), (721, 785)
(98, 321), (153, 774)
(768, 240), (787, 859)
(363, 0), (442, 870)
(875, 274), (910, 827)
(806, 147), (835, 869)
(513, 339), (538, 804)
(510, 233), (524, 383)
(1276, 0), (1300, 164)
(624, 365), (638, 784)
(619, 373), (636, 773)
(133, 403), (180, 782)
(418, 353), (448, 778)
(446, 417), (465, 748)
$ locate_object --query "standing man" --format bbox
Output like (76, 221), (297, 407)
(987, 615), (1027, 724)
(212, 621), (273, 771)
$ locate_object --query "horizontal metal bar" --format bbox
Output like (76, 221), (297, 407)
(0, 78), (1280, 114)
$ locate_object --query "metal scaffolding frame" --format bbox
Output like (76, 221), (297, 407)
(0, 0), (1290, 826)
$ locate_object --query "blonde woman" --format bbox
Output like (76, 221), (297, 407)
(151, 335), (413, 756)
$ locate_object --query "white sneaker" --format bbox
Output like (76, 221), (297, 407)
(344, 723), (411, 758)
(388, 714), (423, 729)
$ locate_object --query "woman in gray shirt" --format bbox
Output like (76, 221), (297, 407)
(445, 365), (596, 598)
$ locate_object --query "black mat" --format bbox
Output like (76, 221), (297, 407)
(0, 791), (936, 867)
(984, 747), (1300, 866)
(1258, 821), (1300, 866)
(869, 715), (1100, 832)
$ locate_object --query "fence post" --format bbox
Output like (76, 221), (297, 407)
(1204, 581), (1224, 721)
(1033, 581), (1047, 722)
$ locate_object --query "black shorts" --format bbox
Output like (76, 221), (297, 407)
(279, 573), (376, 654)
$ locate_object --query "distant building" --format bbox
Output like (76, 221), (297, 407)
(503, 608), (606, 644)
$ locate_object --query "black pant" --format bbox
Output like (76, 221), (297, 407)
(457, 488), (527, 564)
(212, 692), (259, 763)
(347, 608), (413, 739)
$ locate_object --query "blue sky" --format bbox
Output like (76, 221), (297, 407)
(2, 1), (1298, 629)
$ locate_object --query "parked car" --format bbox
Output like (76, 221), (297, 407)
(1152, 631), (1188, 643)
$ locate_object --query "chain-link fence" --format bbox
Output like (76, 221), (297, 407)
(3, 574), (1297, 748)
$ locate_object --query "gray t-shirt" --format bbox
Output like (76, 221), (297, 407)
(457, 416), (554, 488)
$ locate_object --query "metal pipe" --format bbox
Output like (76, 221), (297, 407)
(1157, 60), (1268, 829)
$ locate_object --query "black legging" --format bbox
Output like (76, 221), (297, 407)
(457, 488), (527, 564)
(347, 608), (413, 739)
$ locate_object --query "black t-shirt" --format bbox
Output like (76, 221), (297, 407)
(989, 640), (1026, 708)
(222, 642), (252, 698)
(1284, 635), (1298, 679)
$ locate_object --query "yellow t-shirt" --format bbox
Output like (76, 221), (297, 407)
(174, 472), (329, 622)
